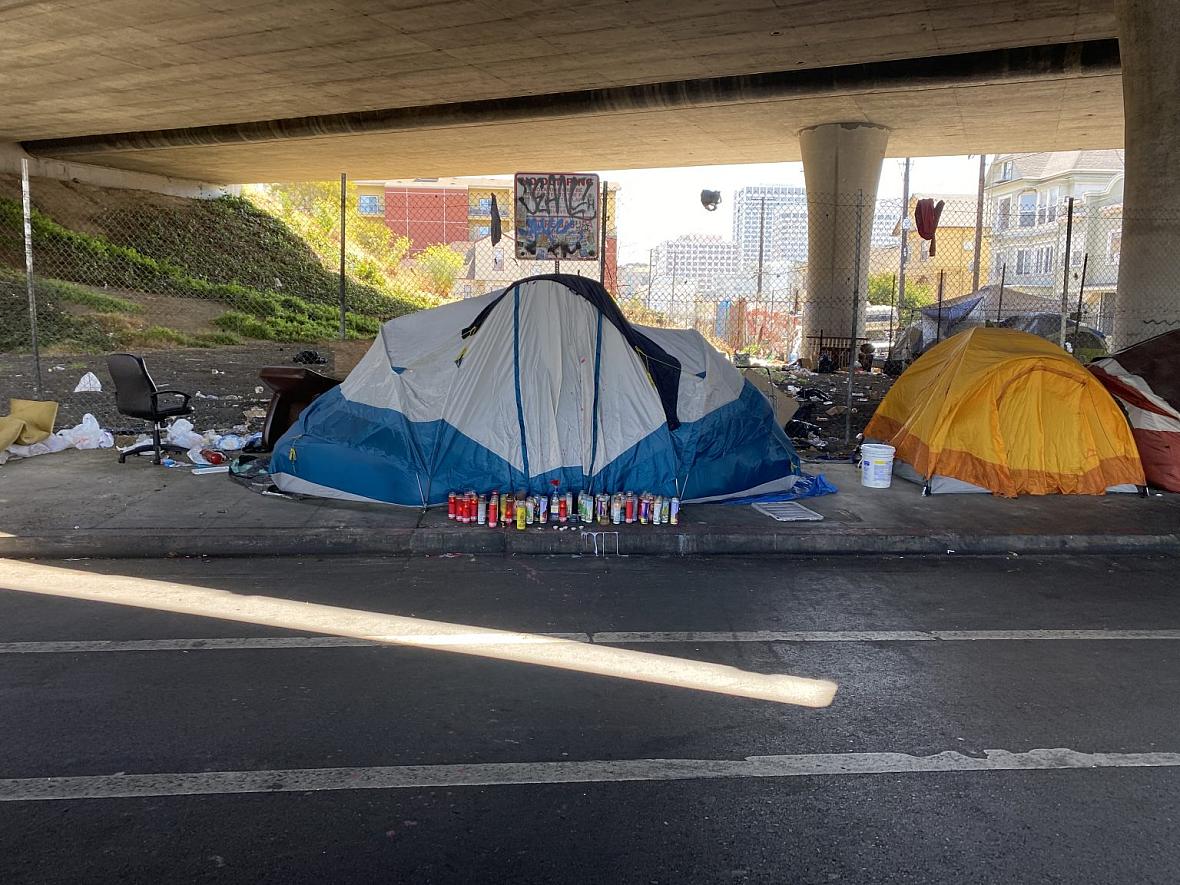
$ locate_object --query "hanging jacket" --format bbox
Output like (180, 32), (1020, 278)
(914, 198), (945, 256)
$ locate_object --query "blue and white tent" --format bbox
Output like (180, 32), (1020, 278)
(271, 275), (799, 505)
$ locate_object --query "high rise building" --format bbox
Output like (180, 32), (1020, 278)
(733, 185), (808, 269)
(871, 200), (902, 247)
(651, 235), (740, 289)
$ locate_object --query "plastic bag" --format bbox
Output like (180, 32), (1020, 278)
(56, 414), (114, 450)
(5, 434), (70, 460)
(73, 372), (103, 393)
(213, 434), (244, 450)
(165, 418), (205, 449)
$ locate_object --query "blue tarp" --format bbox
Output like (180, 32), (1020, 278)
(721, 472), (838, 505)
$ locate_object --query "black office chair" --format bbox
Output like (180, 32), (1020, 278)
(106, 353), (195, 464)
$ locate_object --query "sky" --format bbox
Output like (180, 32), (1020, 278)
(593, 155), (985, 265)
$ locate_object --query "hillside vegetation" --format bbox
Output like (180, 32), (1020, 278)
(0, 175), (451, 352)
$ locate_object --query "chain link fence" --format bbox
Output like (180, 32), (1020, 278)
(0, 166), (1174, 441)
(617, 193), (1155, 370)
(0, 170), (620, 433)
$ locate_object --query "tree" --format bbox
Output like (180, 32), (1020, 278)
(866, 272), (896, 306)
(866, 270), (935, 312)
(619, 297), (669, 327)
(900, 279), (935, 312)
(416, 244), (466, 297)
(249, 182), (417, 302)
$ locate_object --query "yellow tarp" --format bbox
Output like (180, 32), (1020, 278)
(865, 328), (1144, 497)
(0, 399), (58, 451)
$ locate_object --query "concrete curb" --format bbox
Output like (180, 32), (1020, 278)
(1, 527), (1177, 559)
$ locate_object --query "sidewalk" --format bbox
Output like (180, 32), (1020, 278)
(1, 450), (1178, 559)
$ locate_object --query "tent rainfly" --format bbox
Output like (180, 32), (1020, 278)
(865, 327), (1144, 496)
(270, 275), (800, 505)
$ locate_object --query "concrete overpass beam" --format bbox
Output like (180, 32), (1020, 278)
(1114, 0), (1180, 347)
(799, 122), (890, 350)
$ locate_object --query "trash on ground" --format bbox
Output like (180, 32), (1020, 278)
(2, 407), (115, 466)
(192, 465), (230, 475)
(293, 350), (327, 365)
(165, 418), (205, 449)
(797, 387), (830, 403)
(213, 433), (244, 450)
(187, 447), (228, 466)
(751, 501), (825, 522)
(73, 372), (102, 393)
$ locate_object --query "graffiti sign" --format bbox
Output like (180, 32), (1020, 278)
(514, 172), (600, 261)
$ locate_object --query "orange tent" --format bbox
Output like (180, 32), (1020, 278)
(865, 328), (1144, 496)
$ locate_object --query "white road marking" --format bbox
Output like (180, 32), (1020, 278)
(1, 629), (1178, 655)
(3, 748), (1178, 802)
(595, 629), (1180, 643)
(0, 635), (591, 654)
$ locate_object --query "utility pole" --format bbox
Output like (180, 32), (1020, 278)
(739, 196), (764, 352)
(671, 254), (678, 310)
(972, 154), (986, 293)
(898, 158), (910, 322)
(598, 179), (609, 288)
(645, 247), (654, 308)
(756, 196), (765, 297)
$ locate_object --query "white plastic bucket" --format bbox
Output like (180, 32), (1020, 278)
(860, 443), (896, 489)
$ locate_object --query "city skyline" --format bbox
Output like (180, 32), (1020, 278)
(598, 155), (983, 264)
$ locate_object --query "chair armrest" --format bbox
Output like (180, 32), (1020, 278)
(151, 389), (192, 408)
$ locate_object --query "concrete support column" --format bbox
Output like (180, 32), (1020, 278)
(1113, 0), (1180, 347)
(799, 122), (889, 350)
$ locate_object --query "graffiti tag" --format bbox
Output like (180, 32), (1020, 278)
(514, 172), (600, 261)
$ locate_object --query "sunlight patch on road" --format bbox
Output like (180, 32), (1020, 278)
(0, 559), (837, 708)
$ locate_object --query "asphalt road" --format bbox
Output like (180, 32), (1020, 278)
(1, 553), (1179, 884)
